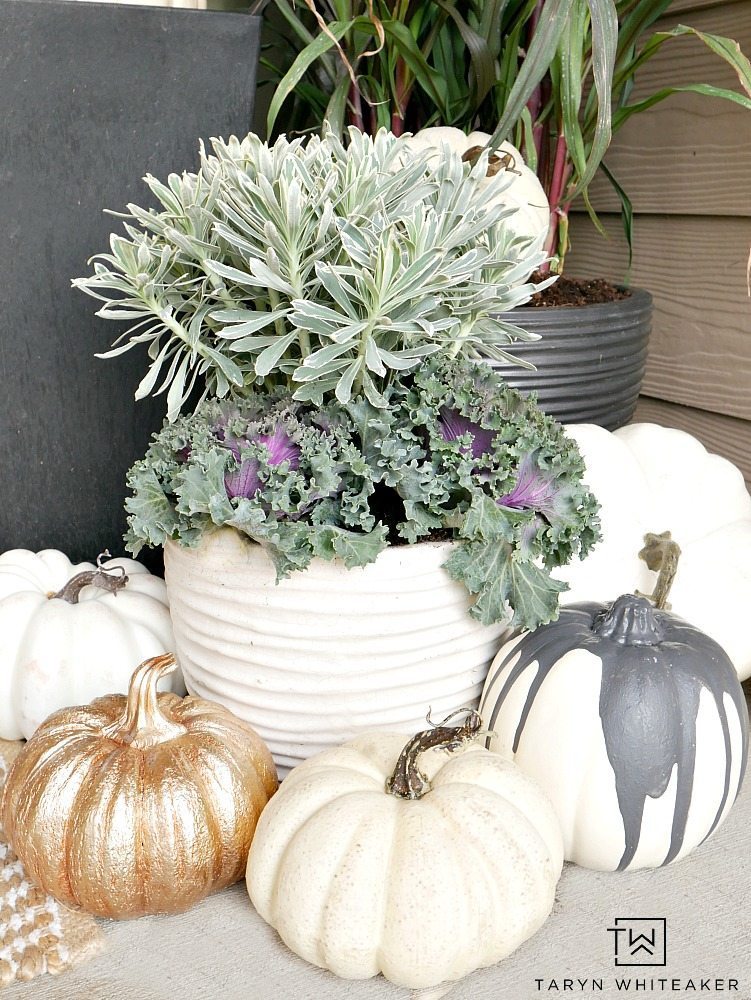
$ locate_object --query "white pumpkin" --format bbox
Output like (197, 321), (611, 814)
(0, 549), (178, 739)
(401, 126), (550, 247)
(247, 714), (563, 991)
(557, 423), (751, 679)
(480, 586), (749, 872)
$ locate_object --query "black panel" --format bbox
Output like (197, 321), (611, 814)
(0, 0), (261, 562)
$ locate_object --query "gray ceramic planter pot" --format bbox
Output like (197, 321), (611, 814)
(491, 288), (653, 430)
(0, 0), (262, 561)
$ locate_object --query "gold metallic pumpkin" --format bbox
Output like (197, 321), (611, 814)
(0, 653), (278, 919)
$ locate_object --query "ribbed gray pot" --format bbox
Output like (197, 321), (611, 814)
(491, 288), (653, 430)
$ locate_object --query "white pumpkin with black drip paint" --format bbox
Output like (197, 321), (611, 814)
(480, 534), (749, 871)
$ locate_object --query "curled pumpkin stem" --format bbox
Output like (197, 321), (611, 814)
(386, 708), (483, 801)
(637, 531), (682, 611)
(461, 145), (520, 177)
(49, 550), (129, 605)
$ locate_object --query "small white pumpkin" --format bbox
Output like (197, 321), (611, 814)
(0, 549), (178, 739)
(401, 126), (550, 247)
(247, 712), (563, 991)
(558, 423), (751, 679)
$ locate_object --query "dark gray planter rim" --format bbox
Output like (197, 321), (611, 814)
(508, 286), (652, 323)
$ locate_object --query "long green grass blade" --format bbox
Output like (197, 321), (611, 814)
(614, 25), (751, 99)
(614, 81), (751, 131)
(324, 73), (352, 136)
(567, 0), (617, 199)
(267, 19), (354, 134)
(434, 0), (495, 106)
(558, 0), (588, 191)
(615, 0), (671, 63)
(601, 162), (633, 278)
(381, 19), (450, 117)
(486, 0), (575, 149)
(478, 0), (509, 60)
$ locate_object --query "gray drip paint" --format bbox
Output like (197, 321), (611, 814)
(484, 595), (749, 870)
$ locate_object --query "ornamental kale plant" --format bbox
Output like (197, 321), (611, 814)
(74, 129), (551, 422)
(126, 356), (599, 629)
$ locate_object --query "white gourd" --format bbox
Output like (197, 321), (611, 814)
(0, 549), (178, 739)
(558, 423), (751, 680)
(401, 126), (550, 247)
(247, 716), (563, 991)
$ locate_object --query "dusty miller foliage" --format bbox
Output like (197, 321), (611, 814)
(127, 356), (599, 629)
(74, 128), (550, 420)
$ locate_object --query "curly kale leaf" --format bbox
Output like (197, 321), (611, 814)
(368, 354), (601, 629)
(445, 540), (568, 627)
(124, 466), (181, 555)
(311, 524), (389, 568)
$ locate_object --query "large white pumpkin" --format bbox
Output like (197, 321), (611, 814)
(0, 549), (178, 739)
(557, 423), (751, 679)
(247, 716), (563, 991)
(401, 126), (550, 247)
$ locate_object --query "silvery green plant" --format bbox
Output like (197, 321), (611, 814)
(74, 128), (551, 420)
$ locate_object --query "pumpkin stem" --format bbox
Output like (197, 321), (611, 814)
(461, 145), (521, 178)
(386, 708), (483, 800)
(102, 654), (186, 749)
(49, 551), (129, 604)
(592, 594), (666, 646)
(637, 531), (682, 610)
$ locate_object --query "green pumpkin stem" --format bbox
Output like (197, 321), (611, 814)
(638, 531), (682, 610)
(49, 551), (129, 604)
(386, 709), (483, 801)
(103, 654), (186, 749)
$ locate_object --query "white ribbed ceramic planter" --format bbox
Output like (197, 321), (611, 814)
(165, 528), (508, 774)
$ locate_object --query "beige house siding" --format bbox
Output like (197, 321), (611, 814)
(566, 0), (751, 483)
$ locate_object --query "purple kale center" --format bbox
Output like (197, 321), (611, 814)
(224, 424), (301, 500)
(438, 407), (496, 459)
(498, 453), (561, 519)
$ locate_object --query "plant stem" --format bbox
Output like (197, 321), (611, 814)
(536, 79), (553, 196)
(447, 320), (473, 359)
(638, 531), (682, 611)
(348, 79), (365, 132)
(102, 654), (187, 750)
(542, 132), (571, 270)
(269, 287), (310, 358)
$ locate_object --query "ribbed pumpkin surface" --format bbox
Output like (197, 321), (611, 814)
(165, 529), (508, 774)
